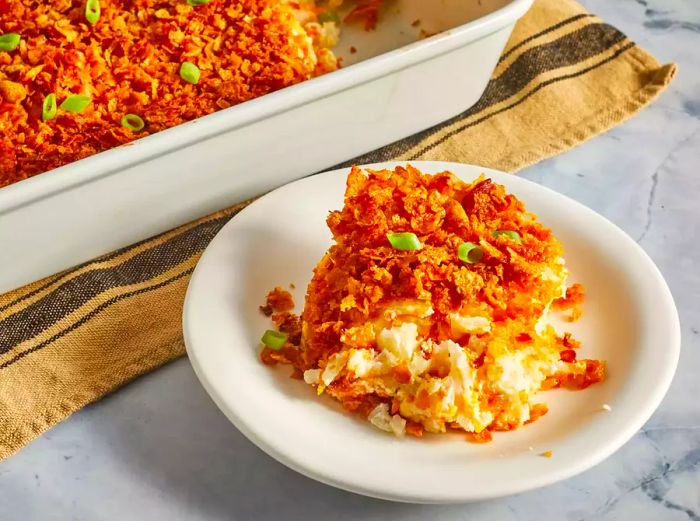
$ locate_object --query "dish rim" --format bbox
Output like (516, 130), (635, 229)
(183, 160), (681, 503)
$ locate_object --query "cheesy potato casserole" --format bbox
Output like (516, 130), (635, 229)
(260, 165), (604, 441)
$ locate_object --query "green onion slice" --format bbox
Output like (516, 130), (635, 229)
(85, 0), (100, 25)
(387, 232), (422, 251)
(261, 330), (288, 350)
(0, 33), (21, 52)
(318, 10), (340, 24)
(491, 230), (522, 244)
(179, 61), (200, 84)
(457, 242), (483, 264)
(187, 0), (212, 5)
(42, 94), (57, 122)
(60, 95), (91, 113)
(120, 113), (145, 132)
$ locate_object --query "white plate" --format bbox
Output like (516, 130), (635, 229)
(183, 161), (680, 503)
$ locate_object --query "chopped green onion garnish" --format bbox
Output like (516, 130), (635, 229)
(492, 230), (522, 244)
(318, 10), (340, 24)
(387, 232), (422, 251)
(42, 94), (57, 122)
(60, 95), (91, 113)
(179, 61), (200, 84)
(187, 0), (211, 5)
(85, 0), (100, 25)
(261, 330), (288, 350)
(121, 113), (145, 132)
(457, 242), (483, 264)
(0, 33), (21, 52)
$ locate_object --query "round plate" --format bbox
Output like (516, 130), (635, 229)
(183, 161), (679, 503)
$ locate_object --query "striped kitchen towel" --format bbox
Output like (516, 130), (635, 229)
(0, 0), (676, 461)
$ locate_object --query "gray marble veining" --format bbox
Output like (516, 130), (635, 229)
(1, 0), (698, 519)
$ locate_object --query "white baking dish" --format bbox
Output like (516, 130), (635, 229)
(0, 0), (532, 293)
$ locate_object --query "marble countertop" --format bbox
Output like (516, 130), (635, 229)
(1, 0), (698, 519)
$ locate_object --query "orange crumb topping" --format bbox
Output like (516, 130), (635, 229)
(553, 282), (585, 321)
(0, 0), (336, 187)
(303, 165), (566, 368)
(466, 429), (493, 444)
(266, 287), (295, 313)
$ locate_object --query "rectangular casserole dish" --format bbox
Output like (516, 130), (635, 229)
(0, 0), (533, 293)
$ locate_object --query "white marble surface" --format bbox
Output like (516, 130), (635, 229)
(1, 0), (698, 519)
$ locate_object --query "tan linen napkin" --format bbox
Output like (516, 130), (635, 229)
(0, 0), (676, 461)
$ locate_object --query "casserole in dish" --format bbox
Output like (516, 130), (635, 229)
(0, 0), (532, 293)
(0, 0), (340, 186)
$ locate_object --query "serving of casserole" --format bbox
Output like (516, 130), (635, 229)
(259, 165), (604, 441)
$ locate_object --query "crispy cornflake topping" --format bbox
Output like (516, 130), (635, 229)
(0, 0), (338, 187)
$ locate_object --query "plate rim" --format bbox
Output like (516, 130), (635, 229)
(183, 160), (680, 503)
